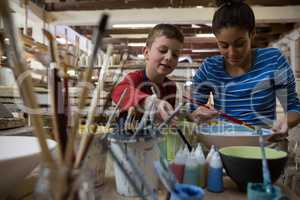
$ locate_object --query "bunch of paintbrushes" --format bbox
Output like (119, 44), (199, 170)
(0, 2), (116, 198)
(0, 1), (184, 198)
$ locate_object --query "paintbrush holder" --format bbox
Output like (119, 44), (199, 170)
(34, 164), (95, 200)
(108, 128), (162, 197)
(247, 183), (287, 200)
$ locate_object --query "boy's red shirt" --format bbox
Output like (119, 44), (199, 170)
(112, 70), (177, 112)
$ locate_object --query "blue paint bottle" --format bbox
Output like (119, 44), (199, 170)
(207, 151), (223, 193)
(205, 145), (215, 186)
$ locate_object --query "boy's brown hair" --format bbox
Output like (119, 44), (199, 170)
(145, 24), (184, 48)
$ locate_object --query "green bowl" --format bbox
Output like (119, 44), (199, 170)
(219, 146), (287, 192)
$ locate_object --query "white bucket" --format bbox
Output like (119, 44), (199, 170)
(109, 135), (160, 197)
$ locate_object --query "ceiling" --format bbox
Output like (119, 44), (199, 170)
(29, 0), (300, 63)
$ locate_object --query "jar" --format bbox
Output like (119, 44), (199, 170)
(34, 164), (95, 200)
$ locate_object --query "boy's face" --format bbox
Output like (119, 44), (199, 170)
(143, 35), (182, 77)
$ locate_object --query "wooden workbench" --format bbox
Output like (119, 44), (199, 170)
(8, 168), (300, 200)
(96, 176), (300, 200)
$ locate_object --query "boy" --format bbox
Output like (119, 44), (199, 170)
(112, 24), (217, 125)
(112, 24), (183, 124)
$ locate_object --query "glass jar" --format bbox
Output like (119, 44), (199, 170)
(34, 164), (95, 200)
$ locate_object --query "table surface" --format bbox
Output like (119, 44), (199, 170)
(9, 172), (300, 200)
(96, 176), (300, 200)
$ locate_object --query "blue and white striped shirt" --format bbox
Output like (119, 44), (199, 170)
(191, 48), (300, 126)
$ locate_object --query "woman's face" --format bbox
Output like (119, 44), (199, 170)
(143, 35), (182, 77)
(215, 27), (255, 68)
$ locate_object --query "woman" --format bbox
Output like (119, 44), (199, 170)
(191, 0), (300, 142)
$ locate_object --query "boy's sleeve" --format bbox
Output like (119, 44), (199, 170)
(111, 72), (150, 112)
(274, 50), (300, 113)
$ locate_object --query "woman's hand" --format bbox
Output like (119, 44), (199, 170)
(268, 117), (288, 142)
(189, 106), (219, 124)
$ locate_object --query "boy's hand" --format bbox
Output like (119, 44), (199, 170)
(189, 106), (219, 124)
(144, 96), (177, 126)
(156, 99), (178, 126)
(268, 118), (288, 142)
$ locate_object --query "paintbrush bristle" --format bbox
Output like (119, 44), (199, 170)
(98, 14), (109, 34)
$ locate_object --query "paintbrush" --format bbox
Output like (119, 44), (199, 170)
(101, 52), (128, 113)
(115, 143), (158, 200)
(92, 44), (113, 115)
(100, 72), (122, 113)
(158, 103), (184, 131)
(85, 44), (112, 130)
(175, 128), (192, 152)
(150, 89), (191, 151)
(154, 160), (176, 193)
(105, 88), (128, 129)
(183, 95), (256, 130)
(62, 28), (70, 145)
(107, 145), (149, 200)
(64, 14), (109, 167)
(74, 127), (96, 169)
(131, 95), (156, 138)
(75, 46), (113, 167)
(73, 36), (80, 68)
(0, 0), (55, 166)
(257, 129), (273, 193)
(43, 29), (67, 162)
(149, 87), (158, 125)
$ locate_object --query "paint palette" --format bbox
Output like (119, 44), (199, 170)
(197, 122), (272, 136)
(194, 122), (272, 148)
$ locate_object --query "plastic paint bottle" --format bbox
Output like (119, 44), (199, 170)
(205, 145), (216, 186)
(206, 145), (216, 163)
(194, 144), (206, 188)
(170, 148), (186, 183)
(207, 151), (223, 193)
(183, 151), (201, 186)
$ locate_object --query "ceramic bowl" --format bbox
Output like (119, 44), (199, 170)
(194, 123), (272, 148)
(219, 146), (287, 191)
(0, 136), (56, 198)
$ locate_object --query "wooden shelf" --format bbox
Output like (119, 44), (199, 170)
(76, 63), (200, 70)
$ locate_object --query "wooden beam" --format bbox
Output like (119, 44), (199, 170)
(50, 6), (300, 26)
(45, 0), (300, 11)
(46, 0), (213, 11)
(246, 0), (300, 6)
(102, 36), (217, 45)
(73, 26), (212, 36)
(44, 0), (60, 2)
(20, 0), (56, 23)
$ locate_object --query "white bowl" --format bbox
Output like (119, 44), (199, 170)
(0, 136), (56, 198)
